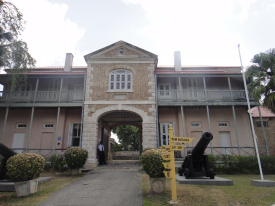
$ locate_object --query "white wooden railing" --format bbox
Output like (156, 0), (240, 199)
(0, 91), (84, 103)
(157, 89), (251, 101)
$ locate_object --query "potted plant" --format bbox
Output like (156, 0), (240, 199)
(140, 148), (166, 193)
(6, 153), (45, 197)
(64, 147), (88, 175)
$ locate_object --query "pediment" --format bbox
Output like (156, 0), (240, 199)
(84, 41), (157, 59)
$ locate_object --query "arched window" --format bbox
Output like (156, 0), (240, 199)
(109, 69), (133, 91)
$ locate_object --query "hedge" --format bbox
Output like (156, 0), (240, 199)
(208, 155), (275, 174)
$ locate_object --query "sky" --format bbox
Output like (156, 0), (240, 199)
(7, 0), (275, 69)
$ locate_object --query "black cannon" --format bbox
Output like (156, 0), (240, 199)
(0, 143), (17, 180)
(178, 132), (215, 179)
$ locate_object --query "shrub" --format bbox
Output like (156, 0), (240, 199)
(6, 153), (45, 181)
(140, 148), (165, 178)
(64, 148), (88, 169)
(207, 155), (275, 174)
(47, 154), (67, 172)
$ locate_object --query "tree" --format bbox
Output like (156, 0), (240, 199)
(112, 125), (140, 151)
(246, 49), (275, 113)
(0, 0), (36, 87)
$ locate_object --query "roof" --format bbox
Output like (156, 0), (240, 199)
(84, 40), (158, 58)
(250, 107), (275, 117)
(3, 66), (87, 75)
(155, 65), (242, 74)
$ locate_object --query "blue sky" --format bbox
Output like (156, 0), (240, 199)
(8, 0), (275, 69)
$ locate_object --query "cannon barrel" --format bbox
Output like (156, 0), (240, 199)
(191, 132), (213, 158)
(0, 143), (17, 159)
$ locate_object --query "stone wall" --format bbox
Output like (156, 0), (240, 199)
(253, 117), (275, 156)
(111, 151), (139, 156)
(82, 55), (157, 169)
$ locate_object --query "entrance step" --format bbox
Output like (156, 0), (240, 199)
(111, 151), (139, 160)
(112, 155), (139, 160)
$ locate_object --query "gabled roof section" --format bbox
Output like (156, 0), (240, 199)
(84, 40), (158, 59)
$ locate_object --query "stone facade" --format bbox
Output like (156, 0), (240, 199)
(81, 41), (158, 169)
(253, 117), (275, 156)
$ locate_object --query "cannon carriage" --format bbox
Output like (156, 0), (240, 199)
(0, 143), (17, 180)
(178, 132), (216, 179)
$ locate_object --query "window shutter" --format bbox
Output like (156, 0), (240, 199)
(67, 123), (73, 147)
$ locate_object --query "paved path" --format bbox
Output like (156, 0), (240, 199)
(37, 161), (143, 206)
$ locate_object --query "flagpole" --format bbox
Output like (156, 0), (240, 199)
(238, 44), (264, 180)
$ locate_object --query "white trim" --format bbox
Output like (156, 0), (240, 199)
(160, 122), (174, 146)
(190, 122), (201, 127)
(84, 101), (156, 104)
(43, 123), (54, 128)
(109, 69), (133, 91)
(158, 83), (171, 97)
(16, 123), (27, 128)
(218, 122), (229, 127)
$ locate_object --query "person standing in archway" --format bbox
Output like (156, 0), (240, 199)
(98, 141), (106, 165)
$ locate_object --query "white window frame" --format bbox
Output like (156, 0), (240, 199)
(43, 123), (54, 128)
(158, 84), (171, 97)
(187, 78), (198, 98)
(48, 79), (60, 91)
(190, 122), (201, 127)
(109, 69), (133, 91)
(67, 123), (81, 147)
(218, 122), (229, 127)
(17, 123), (27, 128)
(160, 122), (174, 146)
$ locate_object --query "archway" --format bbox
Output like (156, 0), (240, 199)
(98, 110), (143, 162)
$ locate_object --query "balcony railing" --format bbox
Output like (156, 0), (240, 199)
(0, 90), (84, 103)
(157, 89), (252, 101)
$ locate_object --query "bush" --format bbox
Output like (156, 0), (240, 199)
(140, 148), (165, 178)
(208, 155), (275, 174)
(6, 153), (45, 181)
(44, 154), (67, 172)
(64, 148), (88, 169)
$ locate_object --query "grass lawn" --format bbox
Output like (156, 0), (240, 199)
(142, 174), (275, 206)
(0, 172), (85, 206)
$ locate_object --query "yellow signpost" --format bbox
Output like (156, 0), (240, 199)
(160, 125), (194, 204)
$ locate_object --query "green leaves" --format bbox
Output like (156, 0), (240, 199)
(140, 149), (165, 178)
(64, 148), (88, 169)
(0, 1), (36, 88)
(6, 153), (45, 181)
(246, 49), (275, 113)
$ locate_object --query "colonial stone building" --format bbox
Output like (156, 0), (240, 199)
(0, 41), (266, 169)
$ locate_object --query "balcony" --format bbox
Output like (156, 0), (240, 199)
(0, 90), (84, 103)
(157, 89), (251, 102)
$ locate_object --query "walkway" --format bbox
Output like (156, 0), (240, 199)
(37, 160), (143, 206)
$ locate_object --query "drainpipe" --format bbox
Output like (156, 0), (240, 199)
(79, 75), (87, 147)
(155, 73), (160, 148)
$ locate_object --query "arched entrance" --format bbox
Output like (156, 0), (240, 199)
(82, 104), (157, 169)
(98, 111), (143, 162)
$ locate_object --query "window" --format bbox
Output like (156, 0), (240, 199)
(44, 123), (54, 128)
(190, 122), (201, 127)
(218, 122), (229, 127)
(17, 123), (27, 128)
(109, 69), (133, 91)
(159, 84), (171, 96)
(160, 122), (174, 146)
(256, 121), (268, 127)
(67, 123), (82, 147)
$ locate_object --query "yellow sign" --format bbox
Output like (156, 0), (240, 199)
(161, 154), (171, 160)
(158, 125), (194, 203)
(162, 163), (172, 169)
(163, 171), (171, 178)
(171, 137), (195, 143)
(171, 145), (185, 150)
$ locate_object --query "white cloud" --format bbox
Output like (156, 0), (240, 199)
(11, 0), (86, 66)
(121, 0), (265, 67)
